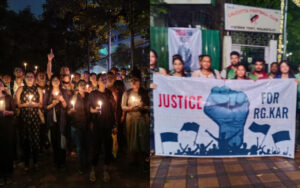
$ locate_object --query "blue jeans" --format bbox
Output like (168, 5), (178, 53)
(71, 127), (87, 170)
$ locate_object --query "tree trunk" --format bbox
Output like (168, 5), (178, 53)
(130, 29), (134, 68)
(87, 38), (90, 72)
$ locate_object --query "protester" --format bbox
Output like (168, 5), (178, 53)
(121, 71), (149, 170)
(107, 72), (116, 91)
(36, 72), (47, 90)
(61, 74), (73, 92)
(192, 55), (221, 79)
(82, 71), (90, 84)
(110, 67), (118, 75)
(221, 51), (241, 79)
(67, 80), (88, 174)
(268, 62), (279, 79)
(11, 67), (25, 96)
(150, 49), (167, 79)
(73, 73), (81, 85)
(2, 75), (12, 96)
(0, 79), (15, 186)
(234, 64), (249, 80)
(112, 80), (126, 154)
(89, 73), (98, 91)
(15, 72), (43, 173)
(88, 74), (116, 183)
(170, 54), (190, 77)
(150, 49), (167, 155)
(274, 60), (295, 79)
(121, 68), (127, 81)
(249, 59), (268, 80)
(295, 64), (300, 149)
(45, 75), (68, 169)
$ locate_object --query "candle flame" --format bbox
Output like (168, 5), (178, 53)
(98, 101), (102, 106)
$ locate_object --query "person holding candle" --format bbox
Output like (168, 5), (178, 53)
(121, 71), (150, 170)
(15, 72), (43, 173)
(88, 74), (116, 183)
(44, 74), (68, 169)
(0, 79), (15, 186)
(67, 80), (89, 174)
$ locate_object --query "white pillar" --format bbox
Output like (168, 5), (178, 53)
(222, 35), (232, 69)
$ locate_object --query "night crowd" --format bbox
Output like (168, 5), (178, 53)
(0, 50), (149, 186)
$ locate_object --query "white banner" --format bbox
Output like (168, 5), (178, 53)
(154, 75), (297, 158)
(168, 27), (202, 72)
(225, 3), (281, 33)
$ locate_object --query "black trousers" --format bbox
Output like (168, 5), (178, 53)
(21, 124), (39, 167)
(91, 126), (113, 166)
(50, 123), (66, 166)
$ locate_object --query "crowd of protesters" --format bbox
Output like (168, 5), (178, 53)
(0, 50), (149, 186)
(150, 49), (300, 154)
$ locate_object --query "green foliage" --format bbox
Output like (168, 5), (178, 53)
(0, 0), (149, 74)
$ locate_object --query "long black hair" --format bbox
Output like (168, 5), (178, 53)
(278, 60), (294, 78)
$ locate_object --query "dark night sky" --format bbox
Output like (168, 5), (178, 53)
(7, 0), (46, 17)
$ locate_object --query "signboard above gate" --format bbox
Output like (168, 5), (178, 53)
(225, 3), (280, 33)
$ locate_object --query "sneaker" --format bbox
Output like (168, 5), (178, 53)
(89, 168), (96, 182)
(103, 170), (110, 183)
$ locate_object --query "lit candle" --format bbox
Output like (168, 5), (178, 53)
(71, 74), (74, 80)
(71, 100), (75, 110)
(28, 94), (33, 103)
(23, 62), (27, 70)
(98, 100), (102, 109)
(97, 100), (102, 114)
(35, 65), (38, 71)
(43, 89), (46, 94)
(86, 85), (89, 90)
(131, 96), (137, 106)
(0, 100), (5, 111)
(55, 92), (59, 96)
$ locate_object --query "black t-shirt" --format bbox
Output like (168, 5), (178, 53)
(68, 93), (89, 129)
(88, 89), (115, 129)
